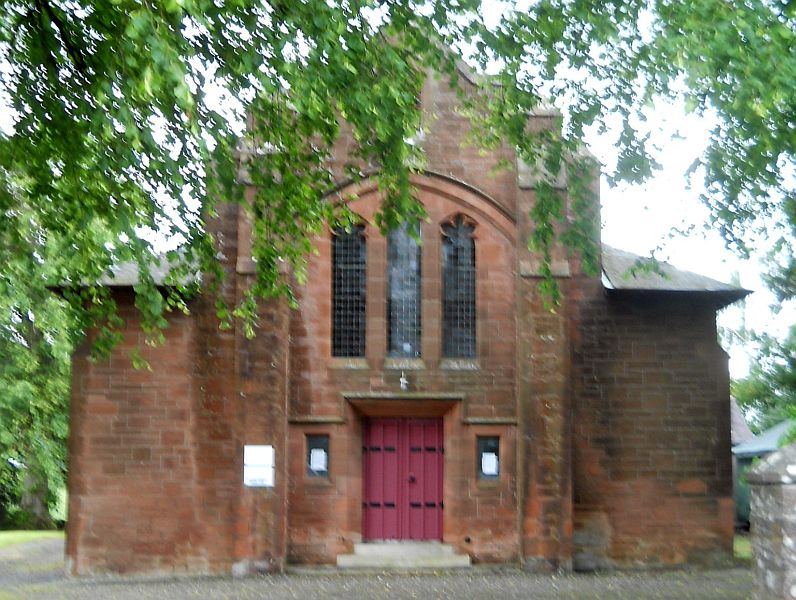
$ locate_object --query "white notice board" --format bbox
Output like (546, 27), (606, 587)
(243, 445), (275, 487)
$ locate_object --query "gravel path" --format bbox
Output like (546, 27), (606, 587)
(0, 539), (753, 599)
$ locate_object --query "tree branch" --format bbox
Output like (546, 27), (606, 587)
(35, 0), (90, 81)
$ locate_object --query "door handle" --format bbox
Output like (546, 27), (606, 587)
(408, 473), (416, 483)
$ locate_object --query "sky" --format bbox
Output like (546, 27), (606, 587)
(587, 100), (783, 378)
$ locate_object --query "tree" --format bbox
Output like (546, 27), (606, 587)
(3, 0), (793, 517)
(731, 327), (796, 449)
(732, 326), (796, 433)
(0, 299), (71, 528)
(1, 0), (794, 338)
(731, 239), (796, 438)
(0, 173), (77, 527)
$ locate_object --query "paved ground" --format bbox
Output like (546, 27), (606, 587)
(0, 538), (753, 599)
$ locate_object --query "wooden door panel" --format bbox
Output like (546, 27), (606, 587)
(363, 417), (442, 541)
(382, 421), (399, 538)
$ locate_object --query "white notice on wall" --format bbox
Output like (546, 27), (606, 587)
(244, 445), (274, 467)
(243, 445), (275, 487)
(244, 465), (274, 487)
(309, 448), (328, 472)
(481, 452), (499, 476)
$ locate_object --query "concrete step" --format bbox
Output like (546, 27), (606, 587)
(352, 541), (457, 557)
(337, 542), (471, 569)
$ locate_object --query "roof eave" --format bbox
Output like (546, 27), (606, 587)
(604, 286), (752, 310)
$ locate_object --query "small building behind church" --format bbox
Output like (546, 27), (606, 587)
(66, 68), (747, 575)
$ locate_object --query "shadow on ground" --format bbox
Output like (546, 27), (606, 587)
(0, 538), (753, 600)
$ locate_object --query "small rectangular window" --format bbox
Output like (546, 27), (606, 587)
(477, 436), (499, 480)
(306, 435), (329, 477)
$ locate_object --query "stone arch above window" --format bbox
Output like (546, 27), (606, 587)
(441, 214), (476, 358)
(387, 223), (422, 358)
(332, 223), (366, 357)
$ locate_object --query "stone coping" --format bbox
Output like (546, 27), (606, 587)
(747, 440), (796, 485)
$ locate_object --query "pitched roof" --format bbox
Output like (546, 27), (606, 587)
(601, 244), (750, 307)
(93, 242), (751, 302)
(732, 419), (796, 458)
(731, 398), (755, 446)
(96, 258), (199, 286)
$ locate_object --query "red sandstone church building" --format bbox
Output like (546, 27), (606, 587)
(66, 69), (747, 575)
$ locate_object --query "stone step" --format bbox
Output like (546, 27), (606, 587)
(337, 542), (471, 569)
(352, 541), (457, 557)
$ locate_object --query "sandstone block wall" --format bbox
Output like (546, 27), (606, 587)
(571, 283), (734, 568)
(286, 173), (522, 564)
(67, 204), (291, 576)
(67, 292), (208, 574)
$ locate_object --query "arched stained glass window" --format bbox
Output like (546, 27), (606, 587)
(442, 215), (476, 358)
(387, 223), (422, 357)
(332, 224), (366, 357)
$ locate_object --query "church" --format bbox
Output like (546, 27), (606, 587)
(66, 67), (747, 575)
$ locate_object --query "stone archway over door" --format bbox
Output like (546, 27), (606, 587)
(362, 418), (443, 540)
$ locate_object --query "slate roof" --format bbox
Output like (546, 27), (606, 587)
(94, 243), (750, 305)
(97, 258), (199, 286)
(601, 244), (750, 307)
(732, 419), (796, 459)
(731, 398), (755, 446)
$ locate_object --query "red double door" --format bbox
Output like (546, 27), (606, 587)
(363, 418), (443, 540)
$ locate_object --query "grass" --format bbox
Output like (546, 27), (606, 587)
(734, 534), (752, 562)
(0, 530), (64, 549)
